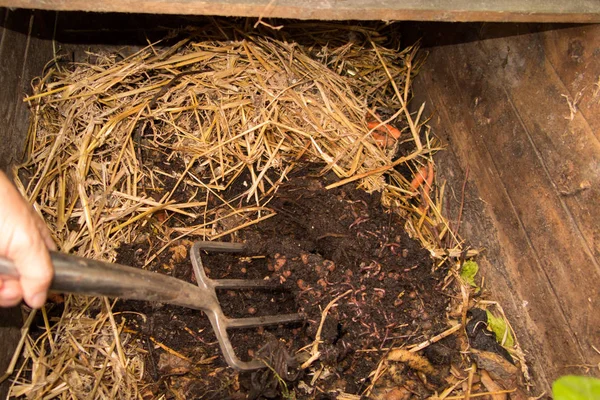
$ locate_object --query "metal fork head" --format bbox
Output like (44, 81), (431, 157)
(190, 241), (304, 371)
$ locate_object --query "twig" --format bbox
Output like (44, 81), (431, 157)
(408, 323), (463, 353)
(301, 289), (352, 369)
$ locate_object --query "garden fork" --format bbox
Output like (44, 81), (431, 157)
(0, 241), (304, 371)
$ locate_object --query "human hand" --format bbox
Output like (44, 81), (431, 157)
(0, 171), (55, 308)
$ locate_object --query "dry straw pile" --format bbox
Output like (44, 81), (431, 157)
(6, 21), (460, 398)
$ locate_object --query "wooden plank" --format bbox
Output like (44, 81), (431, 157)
(477, 23), (600, 267)
(471, 24), (600, 374)
(535, 25), (600, 263)
(416, 59), (580, 392)
(0, 0), (600, 23)
(412, 24), (600, 393)
(0, 9), (53, 172)
(0, 8), (30, 172)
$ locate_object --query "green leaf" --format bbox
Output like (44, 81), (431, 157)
(553, 376), (600, 400)
(486, 310), (515, 348)
(460, 260), (479, 290)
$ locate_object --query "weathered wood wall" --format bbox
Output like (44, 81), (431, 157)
(0, 9), (53, 172)
(410, 22), (600, 392)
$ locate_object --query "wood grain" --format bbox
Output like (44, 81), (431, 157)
(0, 9), (54, 172)
(0, 8), (31, 172)
(536, 25), (600, 262)
(413, 24), (600, 392)
(0, 0), (600, 23)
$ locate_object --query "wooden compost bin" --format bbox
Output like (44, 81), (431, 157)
(0, 3), (599, 397)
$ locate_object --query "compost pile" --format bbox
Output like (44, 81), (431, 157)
(7, 19), (527, 400)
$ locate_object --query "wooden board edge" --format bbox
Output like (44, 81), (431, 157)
(1, 1), (600, 23)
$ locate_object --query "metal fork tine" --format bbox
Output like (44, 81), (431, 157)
(190, 240), (305, 371)
(194, 241), (246, 253)
(212, 278), (278, 289)
(226, 313), (305, 329)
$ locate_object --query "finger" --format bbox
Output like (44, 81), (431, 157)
(0, 278), (23, 307)
(18, 252), (53, 308)
(11, 229), (53, 309)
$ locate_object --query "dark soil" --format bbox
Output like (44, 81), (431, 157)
(113, 165), (455, 399)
